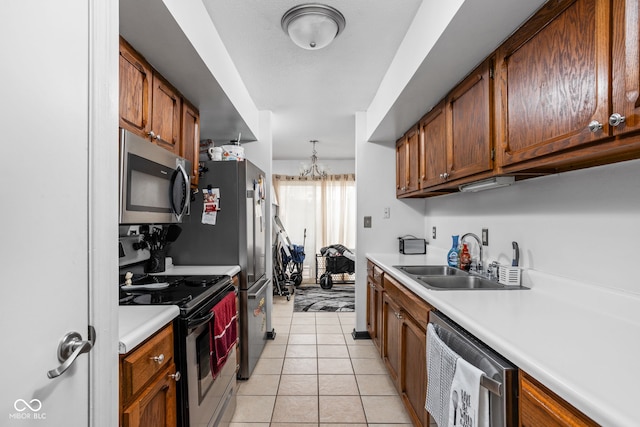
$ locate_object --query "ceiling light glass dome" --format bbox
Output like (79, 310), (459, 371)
(281, 4), (346, 50)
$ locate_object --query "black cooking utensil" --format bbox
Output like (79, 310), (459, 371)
(512, 241), (520, 266)
(165, 224), (182, 244)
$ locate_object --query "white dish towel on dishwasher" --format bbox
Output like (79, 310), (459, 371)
(447, 357), (489, 427)
(425, 324), (458, 427)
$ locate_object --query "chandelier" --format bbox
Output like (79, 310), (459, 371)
(299, 140), (328, 178)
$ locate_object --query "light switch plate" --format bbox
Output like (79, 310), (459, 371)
(364, 216), (372, 228)
(482, 228), (489, 246)
(432, 226), (437, 239)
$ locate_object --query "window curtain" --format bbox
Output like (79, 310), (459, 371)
(273, 174), (355, 279)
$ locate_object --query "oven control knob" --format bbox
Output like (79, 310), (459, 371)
(150, 354), (165, 364)
(169, 371), (181, 382)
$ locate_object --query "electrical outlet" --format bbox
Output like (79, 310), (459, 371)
(383, 207), (390, 219)
(482, 228), (489, 246)
(364, 216), (372, 228)
(432, 226), (437, 239)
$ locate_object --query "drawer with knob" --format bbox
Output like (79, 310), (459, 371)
(120, 323), (174, 403)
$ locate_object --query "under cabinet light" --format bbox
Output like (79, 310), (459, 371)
(459, 176), (515, 192)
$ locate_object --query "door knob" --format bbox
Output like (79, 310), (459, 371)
(47, 326), (96, 379)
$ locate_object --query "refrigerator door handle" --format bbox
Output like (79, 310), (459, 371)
(248, 279), (269, 299)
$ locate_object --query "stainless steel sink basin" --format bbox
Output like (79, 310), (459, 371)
(394, 265), (468, 276)
(394, 264), (527, 290)
(417, 275), (526, 290)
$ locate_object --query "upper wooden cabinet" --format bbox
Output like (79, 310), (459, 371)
(398, 0), (640, 198)
(411, 59), (494, 195)
(119, 37), (152, 137)
(396, 126), (420, 196)
(151, 74), (182, 154)
(612, 0), (640, 137)
(496, 0), (611, 170)
(496, 0), (640, 173)
(181, 100), (200, 187)
(120, 37), (182, 154)
(119, 36), (203, 188)
(446, 58), (494, 182)
(419, 101), (447, 189)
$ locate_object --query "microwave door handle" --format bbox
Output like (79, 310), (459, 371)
(170, 163), (190, 221)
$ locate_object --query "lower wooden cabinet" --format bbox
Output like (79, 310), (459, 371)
(381, 272), (432, 427)
(369, 260), (600, 427)
(120, 323), (178, 427)
(122, 364), (178, 427)
(382, 292), (402, 384)
(366, 261), (384, 353)
(519, 372), (598, 427)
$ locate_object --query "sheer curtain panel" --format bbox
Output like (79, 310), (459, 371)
(273, 174), (355, 279)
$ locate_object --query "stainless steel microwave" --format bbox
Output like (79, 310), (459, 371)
(119, 129), (191, 224)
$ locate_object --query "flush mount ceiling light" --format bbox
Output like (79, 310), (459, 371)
(459, 176), (515, 192)
(281, 4), (346, 50)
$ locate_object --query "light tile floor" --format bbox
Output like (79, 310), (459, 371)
(230, 294), (414, 427)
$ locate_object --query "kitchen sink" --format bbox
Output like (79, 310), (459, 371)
(417, 275), (505, 290)
(394, 264), (527, 290)
(394, 265), (468, 276)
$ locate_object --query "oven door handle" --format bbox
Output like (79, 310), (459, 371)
(187, 311), (214, 329)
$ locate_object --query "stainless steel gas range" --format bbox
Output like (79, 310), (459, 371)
(119, 235), (238, 427)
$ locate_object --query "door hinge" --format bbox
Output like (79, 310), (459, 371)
(489, 67), (494, 79)
(491, 148), (495, 160)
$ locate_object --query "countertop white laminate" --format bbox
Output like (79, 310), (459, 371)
(119, 305), (180, 354)
(367, 252), (640, 427)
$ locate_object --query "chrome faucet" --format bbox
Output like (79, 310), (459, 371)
(460, 232), (483, 273)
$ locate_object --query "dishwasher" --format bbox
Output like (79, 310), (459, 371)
(428, 311), (518, 427)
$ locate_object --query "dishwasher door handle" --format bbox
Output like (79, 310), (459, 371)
(481, 374), (502, 397)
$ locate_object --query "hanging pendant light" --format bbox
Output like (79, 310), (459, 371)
(281, 4), (346, 50)
(300, 140), (328, 178)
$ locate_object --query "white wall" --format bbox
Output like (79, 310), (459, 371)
(273, 159), (355, 176)
(354, 113), (426, 331)
(423, 158), (640, 295)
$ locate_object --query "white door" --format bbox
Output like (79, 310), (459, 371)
(1, 1), (118, 426)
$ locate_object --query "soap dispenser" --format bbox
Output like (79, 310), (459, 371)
(459, 243), (471, 271)
(447, 235), (459, 267)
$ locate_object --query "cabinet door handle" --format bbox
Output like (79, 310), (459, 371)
(148, 130), (156, 139)
(150, 354), (165, 364)
(588, 120), (603, 133)
(609, 113), (626, 127)
(395, 311), (404, 319)
(168, 371), (181, 382)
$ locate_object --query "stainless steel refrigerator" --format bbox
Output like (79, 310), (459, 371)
(169, 159), (269, 379)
